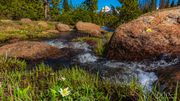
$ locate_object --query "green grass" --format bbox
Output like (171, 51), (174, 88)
(72, 32), (113, 56)
(0, 20), (58, 43)
(0, 57), (179, 101)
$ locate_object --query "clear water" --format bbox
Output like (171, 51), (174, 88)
(46, 37), (179, 91)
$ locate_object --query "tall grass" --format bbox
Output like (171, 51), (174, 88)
(0, 20), (58, 43)
(72, 32), (113, 56)
(0, 57), (179, 101)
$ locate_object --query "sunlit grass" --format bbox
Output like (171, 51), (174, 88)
(0, 20), (58, 43)
(72, 32), (113, 56)
(0, 57), (179, 101)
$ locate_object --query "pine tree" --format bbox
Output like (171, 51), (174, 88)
(119, 0), (142, 22)
(178, 0), (180, 5)
(83, 0), (98, 11)
(63, 0), (70, 12)
(160, 0), (165, 9)
(49, 0), (61, 19)
(0, 0), (44, 20)
(151, 0), (156, 10)
(165, 0), (170, 7)
(170, 0), (175, 7)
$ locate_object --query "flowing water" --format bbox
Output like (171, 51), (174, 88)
(44, 32), (179, 91)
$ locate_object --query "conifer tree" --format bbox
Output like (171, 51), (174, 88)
(63, 0), (70, 12)
(165, 0), (170, 7)
(49, 0), (61, 19)
(170, 0), (174, 7)
(178, 0), (180, 5)
(0, 0), (44, 19)
(83, 0), (98, 11)
(160, 0), (165, 9)
(151, 0), (156, 10)
(119, 0), (142, 22)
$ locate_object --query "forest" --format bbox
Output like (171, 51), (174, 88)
(0, 0), (179, 27)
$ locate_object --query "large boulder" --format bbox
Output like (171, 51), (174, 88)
(55, 23), (71, 32)
(107, 7), (180, 61)
(75, 21), (102, 37)
(0, 41), (65, 60)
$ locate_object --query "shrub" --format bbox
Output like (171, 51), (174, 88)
(118, 0), (142, 23)
(0, 0), (44, 20)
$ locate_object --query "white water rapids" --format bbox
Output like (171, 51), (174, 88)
(47, 39), (179, 91)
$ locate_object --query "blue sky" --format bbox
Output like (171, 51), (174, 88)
(70, 0), (178, 10)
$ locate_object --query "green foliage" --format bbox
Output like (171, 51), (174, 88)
(72, 32), (113, 56)
(14, 86), (32, 101)
(49, 0), (62, 20)
(95, 39), (105, 56)
(83, 0), (98, 11)
(0, 0), (179, 28)
(118, 0), (142, 23)
(54, 7), (119, 27)
(178, 0), (180, 5)
(63, 0), (71, 12)
(0, 56), (26, 72)
(151, 0), (157, 10)
(0, 20), (57, 43)
(0, 57), (179, 100)
(0, 0), (44, 20)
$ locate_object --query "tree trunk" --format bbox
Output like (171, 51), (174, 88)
(44, 0), (49, 20)
(151, 0), (156, 10)
(160, 0), (165, 9)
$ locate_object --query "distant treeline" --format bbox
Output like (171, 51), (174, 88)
(0, 0), (179, 27)
(139, 0), (180, 12)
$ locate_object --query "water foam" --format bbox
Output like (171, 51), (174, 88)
(47, 40), (91, 51)
(136, 69), (158, 90)
(46, 39), (178, 91)
(77, 53), (98, 63)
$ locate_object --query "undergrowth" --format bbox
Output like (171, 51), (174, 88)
(0, 20), (58, 43)
(72, 32), (113, 56)
(0, 57), (179, 101)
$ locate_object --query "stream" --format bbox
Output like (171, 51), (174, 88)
(40, 29), (180, 91)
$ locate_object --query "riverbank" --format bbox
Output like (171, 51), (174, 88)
(0, 57), (179, 101)
(0, 7), (180, 100)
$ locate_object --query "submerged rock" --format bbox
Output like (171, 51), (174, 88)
(107, 7), (180, 61)
(55, 23), (71, 32)
(0, 41), (65, 60)
(156, 63), (180, 94)
(75, 21), (102, 37)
